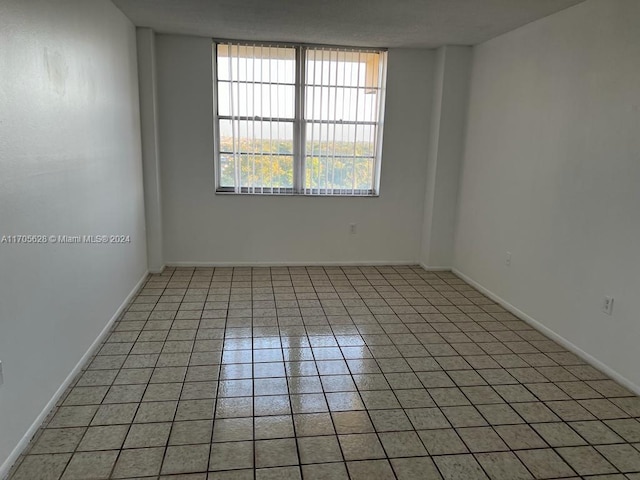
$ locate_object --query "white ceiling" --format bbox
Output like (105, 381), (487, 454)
(111, 0), (585, 48)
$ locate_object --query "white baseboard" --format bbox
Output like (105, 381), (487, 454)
(166, 261), (419, 267)
(452, 268), (640, 396)
(149, 265), (166, 274)
(0, 271), (149, 480)
(418, 262), (452, 271)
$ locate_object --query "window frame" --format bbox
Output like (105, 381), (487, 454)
(212, 40), (388, 196)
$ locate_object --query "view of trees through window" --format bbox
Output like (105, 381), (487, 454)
(218, 138), (376, 192)
(216, 43), (386, 194)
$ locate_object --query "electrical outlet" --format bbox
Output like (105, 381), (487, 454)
(505, 252), (512, 266)
(349, 223), (357, 234)
(603, 296), (614, 315)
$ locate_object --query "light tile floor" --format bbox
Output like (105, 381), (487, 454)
(8, 266), (640, 480)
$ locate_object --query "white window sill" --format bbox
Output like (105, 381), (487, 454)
(215, 189), (379, 198)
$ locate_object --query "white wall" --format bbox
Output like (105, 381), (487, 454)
(155, 34), (435, 265)
(137, 28), (164, 273)
(0, 0), (147, 471)
(454, 0), (640, 389)
(420, 46), (471, 268)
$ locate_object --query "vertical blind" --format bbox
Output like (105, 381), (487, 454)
(215, 42), (387, 195)
(217, 44), (296, 194)
(304, 47), (385, 195)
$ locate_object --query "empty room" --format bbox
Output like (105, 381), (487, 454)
(1, 0), (639, 478)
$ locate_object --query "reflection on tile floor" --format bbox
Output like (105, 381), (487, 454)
(8, 266), (640, 479)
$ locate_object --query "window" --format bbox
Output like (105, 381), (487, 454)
(214, 42), (387, 195)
